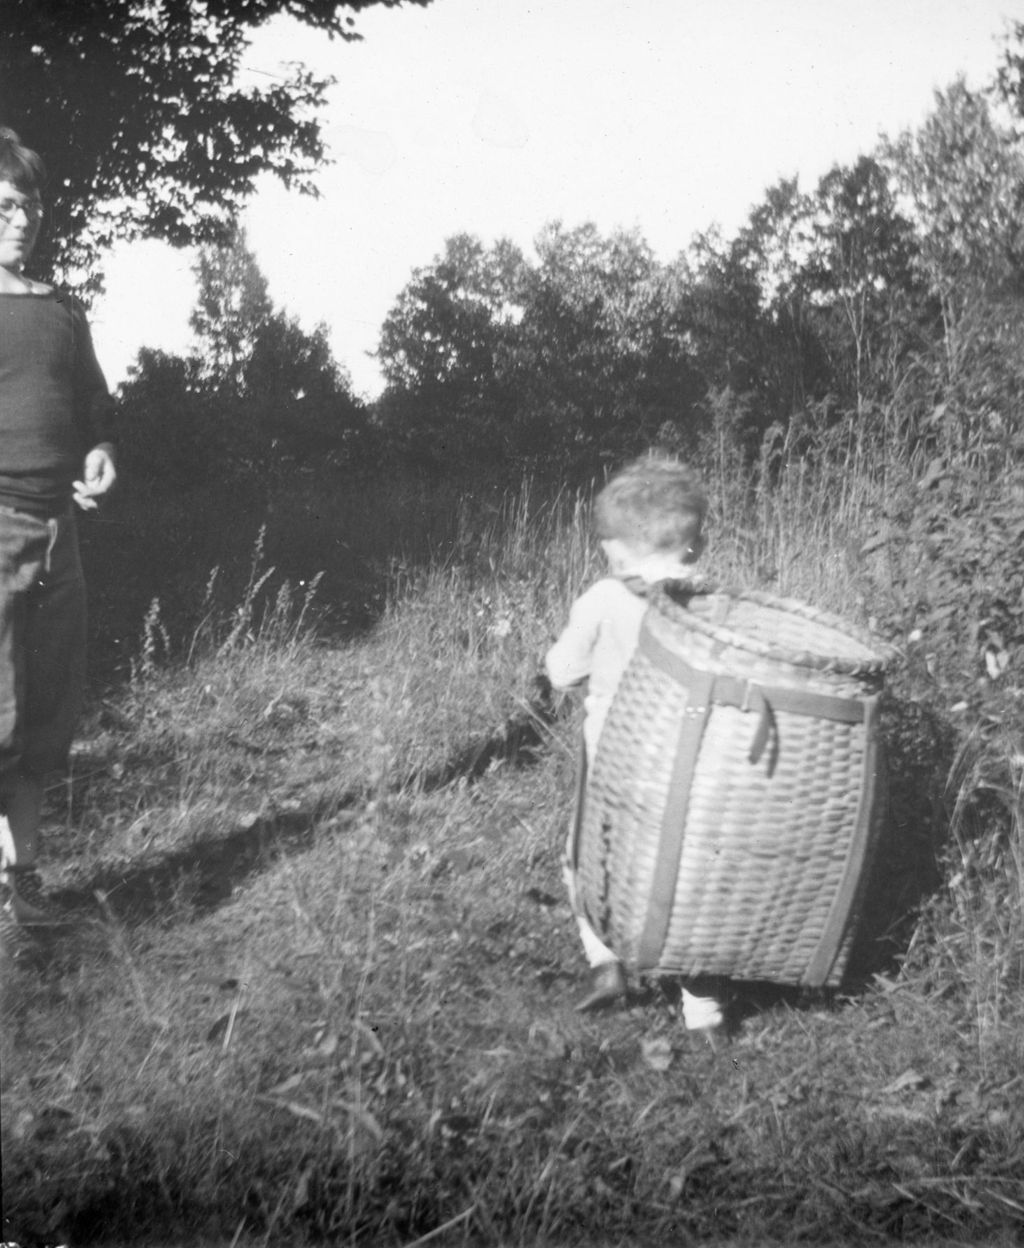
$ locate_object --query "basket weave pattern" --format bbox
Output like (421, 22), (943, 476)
(575, 585), (888, 988)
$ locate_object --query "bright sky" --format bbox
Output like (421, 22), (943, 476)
(90, 0), (1018, 399)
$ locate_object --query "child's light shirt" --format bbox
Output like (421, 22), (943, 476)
(545, 553), (694, 760)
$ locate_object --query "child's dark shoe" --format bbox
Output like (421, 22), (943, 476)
(576, 960), (626, 1013)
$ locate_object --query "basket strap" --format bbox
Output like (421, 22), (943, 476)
(802, 695), (884, 986)
(635, 667), (715, 970)
(568, 739), (588, 872)
(632, 618), (883, 979)
(638, 621), (866, 778)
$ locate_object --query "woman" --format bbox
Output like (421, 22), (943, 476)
(0, 127), (117, 924)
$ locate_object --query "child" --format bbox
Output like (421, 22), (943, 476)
(0, 128), (118, 925)
(545, 453), (723, 1030)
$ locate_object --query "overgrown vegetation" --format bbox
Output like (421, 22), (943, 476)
(100, 45), (1024, 497)
(3, 388), (1024, 1244)
(4, 26), (1024, 1248)
(1, 0), (433, 290)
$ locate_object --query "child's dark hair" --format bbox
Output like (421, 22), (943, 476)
(0, 128), (46, 193)
(594, 453), (707, 552)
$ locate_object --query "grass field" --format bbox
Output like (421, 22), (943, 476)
(2, 440), (1023, 1247)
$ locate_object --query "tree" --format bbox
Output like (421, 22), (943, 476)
(884, 79), (1024, 384)
(863, 74), (1024, 470)
(193, 229), (365, 461)
(377, 233), (525, 396)
(375, 223), (704, 472)
(675, 183), (830, 446)
(673, 224), (765, 403)
(124, 231), (365, 482)
(191, 229), (275, 392)
(512, 222), (701, 466)
(805, 157), (920, 410)
(375, 233), (526, 463)
(116, 349), (222, 486)
(0, 0), (430, 293)
(247, 310), (367, 461)
(733, 177), (826, 419)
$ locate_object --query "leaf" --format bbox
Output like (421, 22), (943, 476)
(333, 1100), (384, 1141)
(918, 457), (947, 489)
(305, 1030), (339, 1059)
(265, 1072), (306, 1097)
(206, 1008), (249, 1045)
(859, 531), (892, 556)
(921, 603), (959, 625)
(528, 1022), (569, 1060)
(353, 1018), (384, 1056)
(985, 647), (1009, 680)
(641, 1036), (674, 1072)
(259, 1097), (326, 1126)
(882, 1068), (928, 1095)
(291, 1165), (313, 1214)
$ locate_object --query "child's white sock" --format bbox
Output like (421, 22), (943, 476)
(681, 988), (723, 1030)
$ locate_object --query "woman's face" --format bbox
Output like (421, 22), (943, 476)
(0, 180), (43, 274)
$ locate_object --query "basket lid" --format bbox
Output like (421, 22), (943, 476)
(651, 581), (891, 679)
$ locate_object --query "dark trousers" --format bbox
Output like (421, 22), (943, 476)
(0, 506), (86, 802)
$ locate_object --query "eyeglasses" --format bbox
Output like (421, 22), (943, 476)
(0, 195), (44, 224)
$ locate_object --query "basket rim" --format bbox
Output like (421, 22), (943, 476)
(651, 580), (892, 678)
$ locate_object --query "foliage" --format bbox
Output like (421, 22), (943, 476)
(0, 0), (430, 294)
(672, 188), (834, 444)
(806, 156), (923, 408)
(190, 227), (276, 392)
(376, 223), (703, 474)
(512, 222), (702, 467)
(726, 177), (830, 420)
(10, 30), (1024, 1245)
(120, 231), (366, 488)
(115, 348), (249, 488)
(670, 225), (769, 415)
(4, 436), (1024, 1245)
(883, 79), (1024, 385)
(681, 164), (919, 436)
(370, 31), (1024, 473)
(860, 419), (1024, 705)
(248, 310), (367, 459)
(377, 233), (526, 397)
(375, 233), (524, 464)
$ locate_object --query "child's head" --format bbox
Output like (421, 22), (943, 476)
(594, 453), (707, 565)
(0, 129), (46, 195)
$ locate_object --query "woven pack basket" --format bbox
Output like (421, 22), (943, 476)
(572, 582), (889, 988)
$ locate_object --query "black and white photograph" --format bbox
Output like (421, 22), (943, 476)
(2, 2), (1022, 1244)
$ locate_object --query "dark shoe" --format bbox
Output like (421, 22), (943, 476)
(576, 961), (627, 1013)
(2, 868), (74, 927)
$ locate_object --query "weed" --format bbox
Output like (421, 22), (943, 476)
(3, 440), (1024, 1244)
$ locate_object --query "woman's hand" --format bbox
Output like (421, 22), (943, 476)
(73, 442), (117, 510)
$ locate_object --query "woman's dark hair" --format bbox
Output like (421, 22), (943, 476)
(0, 128), (46, 193)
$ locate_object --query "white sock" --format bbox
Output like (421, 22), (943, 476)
(681, 988), (723, 1030)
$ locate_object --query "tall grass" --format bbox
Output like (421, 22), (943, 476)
(696, 399), (903, 616)
(911, 721), (1024, 1066)
(4, 432), (1024, 1245)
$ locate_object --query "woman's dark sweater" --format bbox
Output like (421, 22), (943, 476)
(0, 289), (117, 516)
